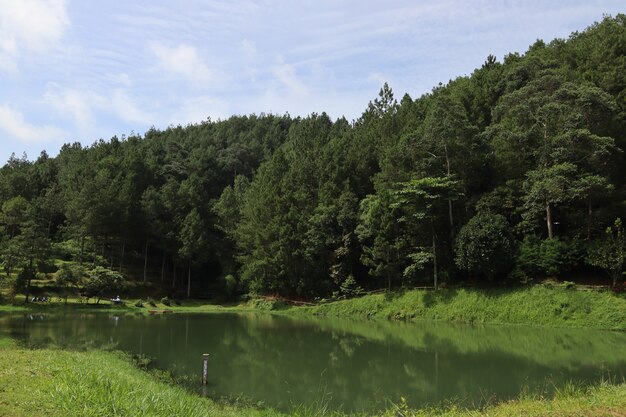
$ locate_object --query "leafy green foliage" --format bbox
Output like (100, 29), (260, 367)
(455, 213), (516, 280)
(518, 236), (583, 276)
(83, 267), (126, 302)
(2, 15), (626, 298)
(587, 218), (626, 286)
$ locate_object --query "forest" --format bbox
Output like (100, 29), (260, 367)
(1, 15), (625, 300)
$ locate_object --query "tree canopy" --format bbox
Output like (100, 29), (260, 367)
(1, 15), (625, 297)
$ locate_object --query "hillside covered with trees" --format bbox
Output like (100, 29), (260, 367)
(1, 15), (625, 300)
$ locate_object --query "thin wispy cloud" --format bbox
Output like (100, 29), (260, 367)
(272, 62), (308, 97)
(0, 0), (69, 74)
(0, 104), (65, 144)
(0, 0), (623, 161)
(150, 43), (213, 87)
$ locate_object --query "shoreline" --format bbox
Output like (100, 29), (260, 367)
(2, 284), (626, 416)
(1, 338), (625, 417)
(4, 284), (625, 331)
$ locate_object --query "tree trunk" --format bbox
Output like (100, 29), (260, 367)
(172, 263), (176, 288)
(143, 241), (149, 283)
(386, 248), (391, 291)
(546, 202), (554, 239)
(24, 249), (34, 303)
(79, 235), (85, 265)
(187, 263), (191, 299)
(430, 223), (438, 289)
(161, 252), (166, 285)
(443, 143), (455, 242)
(447, 199), (454, 242)
(119, 242), (125, 271)
(432, 224), (438, 290)
(587, 198), (593, 240)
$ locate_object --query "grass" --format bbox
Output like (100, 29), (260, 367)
(0, 338), (285, 417)
(1, 338), (625, 417)
(2, 284), (626, 331)
(296, 286), (626, 330)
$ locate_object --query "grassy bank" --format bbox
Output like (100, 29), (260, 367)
(0, 338), (284, 417)
(2, 285), (626, 330)
(295, 286), (626, 330)
(1, 339), (625, 417)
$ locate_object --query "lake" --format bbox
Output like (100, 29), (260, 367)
(1, 311), (625, 414)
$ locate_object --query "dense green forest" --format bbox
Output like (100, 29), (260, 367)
(1, 15), (625, 300)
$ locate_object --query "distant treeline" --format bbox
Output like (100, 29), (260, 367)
(1, 15), (625, 298)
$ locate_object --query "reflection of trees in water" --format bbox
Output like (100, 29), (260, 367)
(2, 312), (626, 413)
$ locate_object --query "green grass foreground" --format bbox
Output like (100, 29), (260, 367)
(296, 286), (626, 330)
(1, 339), (626, 417)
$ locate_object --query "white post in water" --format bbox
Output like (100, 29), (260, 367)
(202, 354), (209, 385)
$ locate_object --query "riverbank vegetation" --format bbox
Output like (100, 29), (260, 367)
(1, 15), (626, 303)
(2, 283), (624, 332)
(1, 338), (625, 417)
(299, 285), (626, 330)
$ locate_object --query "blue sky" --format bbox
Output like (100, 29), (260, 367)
(0, 0), (623, 162)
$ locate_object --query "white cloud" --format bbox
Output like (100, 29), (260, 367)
(0, 0), (69, 72)
(44, 85), (95, 130)
(150, 43), (212, 86)
(110, 90), (152, 125)
(170, 96), (229, 125)
(44, 85), (152, 133)
(107, 73), (133, 87)
(272, 62), (308, 97)
(0, 104), (64, 143)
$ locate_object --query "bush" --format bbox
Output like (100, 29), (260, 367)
(82, 267), (126, 303)
(224, 274), (238, 296)
(562, 280), (576, 290)
(161, 297), (171, 306)
(55, 264), (84, 302)
(134, 300), (144, 308)
(338, 275), (365, 298)
(455, 213), (516, 281)
(248, 298), (286, 310)
(518, 236), (584, 276)
(146, 297), (157, 307)
(37, 260), (58, 274)
(51, 240), (81, 261)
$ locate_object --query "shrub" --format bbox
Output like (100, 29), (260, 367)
(146, 297), (157, 307)
(37, 260), (58, 274)
(82, 267), (126, 303)
(161, 297), (171, 306)
(518, 236), (583, 276)
(134, 300), (144, 308)
(249, 298), (286, 310)
(338, 275), (365, 298)
(587, 218), (625, 287)
(562, 280), (576, 290)
(224, 274), (238, 296)
(455, 212), (516, 281)
(55, 264), (84, 303)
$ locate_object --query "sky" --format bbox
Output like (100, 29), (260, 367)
(0, 0), (623, 162)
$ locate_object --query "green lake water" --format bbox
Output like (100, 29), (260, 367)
(1, 312), (625, 413)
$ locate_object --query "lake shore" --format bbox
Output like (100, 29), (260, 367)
(2, 284), (626, 331)
(293, 285), (626, 331)
(2, 285), (626, 416)
(1, 337), (625, 417)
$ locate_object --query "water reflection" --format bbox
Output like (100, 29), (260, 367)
(0, 312), (625, 413)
